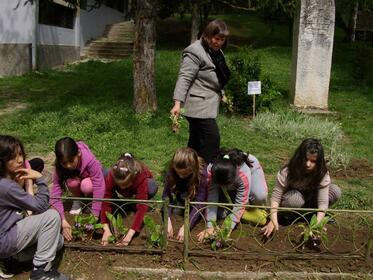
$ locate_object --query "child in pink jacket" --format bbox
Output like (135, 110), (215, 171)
(50, 137), (105, 241)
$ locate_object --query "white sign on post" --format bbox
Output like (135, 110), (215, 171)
(247, 81), (261, 95)
(247, 81), (261, 118)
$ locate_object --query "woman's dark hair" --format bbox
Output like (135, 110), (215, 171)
(286, 138), (328, 189)
(112, 152), (145, 187)
(54, 136), (80, 184)
(211, 148), (253, 186)
(0, 135), (26, 178)
(167, 147), (204, 200)
(201, 19), (229, 49)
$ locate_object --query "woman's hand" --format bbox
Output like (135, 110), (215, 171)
(101, 224), (113, 246)
(15, 168), (42, 181)
(221, 94), (228, 104)
(197, 227), (215, 242)
(170, 101), (181, 117)
(176, 225), (185, 242)
(261, 220), (279, 237)
(167, 217), (174, 239)
(118, 229), (136, 246)
(62, 219), (72, 241)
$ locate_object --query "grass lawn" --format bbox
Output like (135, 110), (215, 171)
(0, 14), (372, 209)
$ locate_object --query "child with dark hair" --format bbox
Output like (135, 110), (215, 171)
(50, 137), (105, 242)
(0, 135), (68, 280)
(262, 138), (342, 237)
(163, 147), (208, 242)
(197, 148), (268, 241)
(101, 153), (157, 246)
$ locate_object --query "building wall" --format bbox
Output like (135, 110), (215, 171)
(0, 0), (34, 44)
(80, 0), (125, 47)
(0, 0), (34, 76)
(0, 44), (31, 76)
(0, 0), (126, 76)
(39, 24), (76, 46)
(37, 45), (80, 70)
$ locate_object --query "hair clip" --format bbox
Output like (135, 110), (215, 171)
(223, 154), (230, 160)
(113, 164), (129, 172)
(119, 167), (128, 172)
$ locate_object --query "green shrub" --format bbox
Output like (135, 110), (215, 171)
(224, 49), (282, 114)
(250, 111), (350, 169)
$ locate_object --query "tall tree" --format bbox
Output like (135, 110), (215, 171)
(349, 0), (359, 42)
(133, 0), (157, 113)
(190, 0), (200, 43)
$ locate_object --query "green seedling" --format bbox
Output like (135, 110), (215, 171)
(298, 214), (330, 249)
(72, 213), (104, 241)
(204, 216), (234, 251)
(143, 216), (165, 248)
(105, 212), (128, 243)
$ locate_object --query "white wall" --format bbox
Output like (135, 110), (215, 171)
(38, 24), (76, 46)
(0, 0), (125, 48)
(79, 0), (125, 47)
(0, 0), (34, 43)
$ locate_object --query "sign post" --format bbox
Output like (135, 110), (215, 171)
(247, 81), (261, 118)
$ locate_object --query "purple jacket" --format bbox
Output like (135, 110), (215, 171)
(0, 177), (49, 257)
(50, 141), (105, 219)
(162, 167), (208, 228)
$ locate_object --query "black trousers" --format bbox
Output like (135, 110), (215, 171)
(185, 116), (220, 163)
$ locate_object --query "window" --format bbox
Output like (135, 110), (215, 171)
(39, 1), (75, 29)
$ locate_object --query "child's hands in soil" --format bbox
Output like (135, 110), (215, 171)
(261, 220), (279, 237)
(118, 229), (136, 246)
(62, 219), (73, 241)
(176, 225), (184, 242)
(167, 217), (174, 239)
(197, 228), (215, 242)
(101, 224), (113, 246)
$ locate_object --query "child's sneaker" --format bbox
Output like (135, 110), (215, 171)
(69, 200), (82, 215)
(241, 208), (267, 226)
(29, 267), (69, 280)
(0, 259), (14, 279)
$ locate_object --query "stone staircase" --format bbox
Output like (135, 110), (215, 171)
(81, 21), (134, 59)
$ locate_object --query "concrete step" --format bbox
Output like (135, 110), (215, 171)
(84, 52), (132, 59)
(89, 41), (133, 48)
(83, 20), (134, 60)
(83, 48), (132, 54)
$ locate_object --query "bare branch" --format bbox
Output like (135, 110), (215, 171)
(216, 0), (257, 11)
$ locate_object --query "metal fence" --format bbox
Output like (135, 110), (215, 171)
(54, 197), (373, 262)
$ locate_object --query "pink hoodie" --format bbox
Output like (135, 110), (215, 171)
(50, 141), (105, 219)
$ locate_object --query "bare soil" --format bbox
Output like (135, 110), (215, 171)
(10, 209), (372, 280)
(332, 159), (373, 179)
(8, 151), (373, 279)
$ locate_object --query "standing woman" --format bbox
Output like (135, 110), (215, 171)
(170, 19), (230, 163)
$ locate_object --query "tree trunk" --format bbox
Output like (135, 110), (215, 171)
(348, 0), (359, 42)
(190, 0), (199, 43)
(133, 0), (157, 113)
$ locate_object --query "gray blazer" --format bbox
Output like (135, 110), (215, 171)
(173, 40), (222, 119)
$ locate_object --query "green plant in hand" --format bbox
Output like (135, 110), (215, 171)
(170, 109), (184, 133)
(143, 216), (165, 248)
(105, 212), (128, 244)
(72, 214), (104, 241)
(204, 216), (234, 251)
(298, 214), (330, 249)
